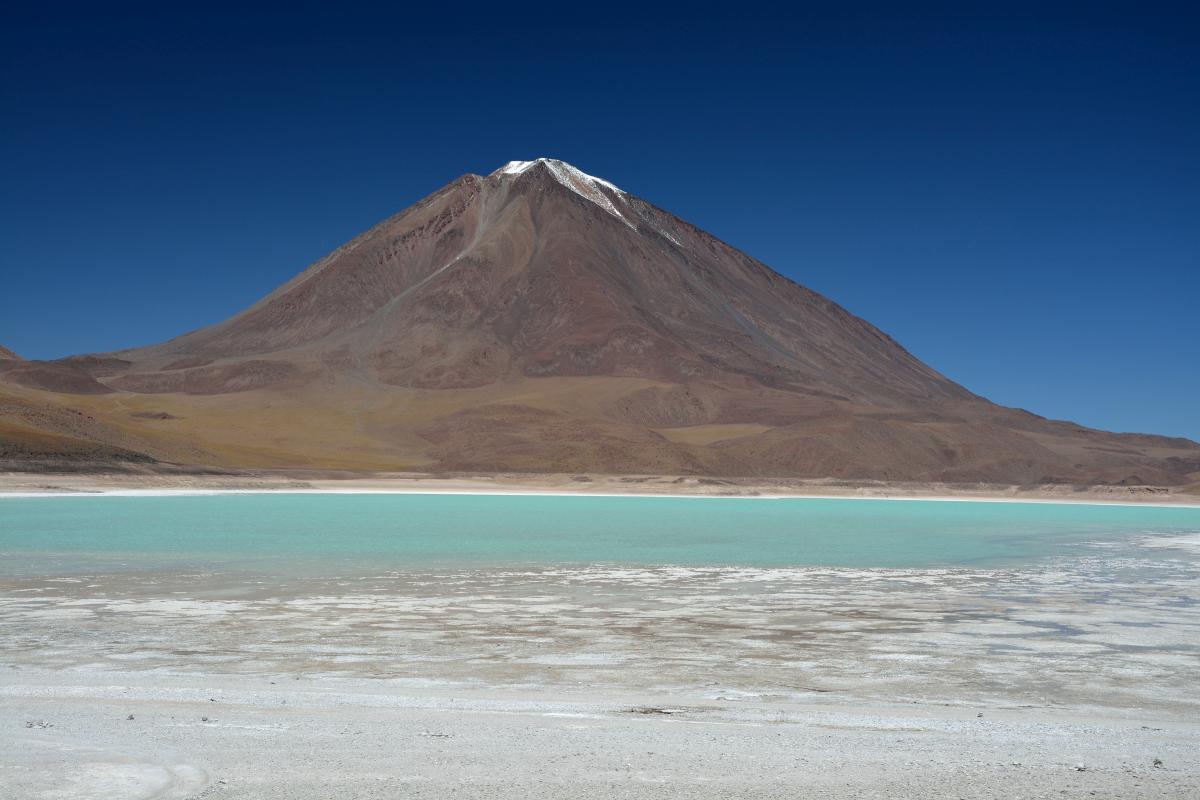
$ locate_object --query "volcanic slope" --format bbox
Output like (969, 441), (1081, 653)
(2, 159), (1196, 484)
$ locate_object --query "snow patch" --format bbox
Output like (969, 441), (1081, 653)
(493, 158), (635, 228)
(499, 160), (537, 175)
(657, 227), (682, 247)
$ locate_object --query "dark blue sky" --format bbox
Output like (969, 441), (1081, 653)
(2, 3), (1197, 439)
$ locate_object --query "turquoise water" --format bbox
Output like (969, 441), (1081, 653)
(1, 494), (1198, 575)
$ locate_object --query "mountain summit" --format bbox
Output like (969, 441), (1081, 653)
(103, 157), (971, 405)
(2, 160), (1197, 483)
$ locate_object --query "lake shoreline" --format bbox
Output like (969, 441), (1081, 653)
(3, 469), (1199, 507)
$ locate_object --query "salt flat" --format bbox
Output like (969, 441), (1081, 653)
(1, 497), (1198, 798)
(4, 672), (1197, 799)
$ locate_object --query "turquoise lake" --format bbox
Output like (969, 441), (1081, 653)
(1, 494), (1199, 575)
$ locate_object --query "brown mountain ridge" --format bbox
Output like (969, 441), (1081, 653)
(2, 158), (1197, 484)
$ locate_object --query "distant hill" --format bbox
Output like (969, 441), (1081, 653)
(2, 159), (1197, 484)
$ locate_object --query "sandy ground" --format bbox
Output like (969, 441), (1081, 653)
(2, 468), (1198, 506)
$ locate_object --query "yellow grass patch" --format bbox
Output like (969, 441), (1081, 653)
(655, 423), (772, 446)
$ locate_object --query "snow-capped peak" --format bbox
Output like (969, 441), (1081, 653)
(496, 158), (622, 191)
(492, 158), (633, 227)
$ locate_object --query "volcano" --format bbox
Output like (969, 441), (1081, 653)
(2, 158), (1197, 484)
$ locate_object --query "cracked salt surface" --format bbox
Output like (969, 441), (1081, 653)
(2, 533), (1198, 718)
(3, 538), (1200, 798)
(1139, 531), (1200, 554)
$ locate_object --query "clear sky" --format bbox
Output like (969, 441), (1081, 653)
(2, 3), (1197, 440)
